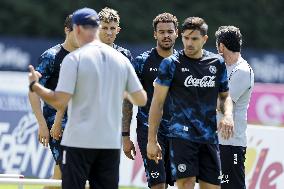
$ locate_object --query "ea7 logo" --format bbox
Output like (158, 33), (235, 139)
(149, 68), (158, 72)
(181, 68), (190, 72)
(234, 154), (238, 164)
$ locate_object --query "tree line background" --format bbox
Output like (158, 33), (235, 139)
(0, 0), (283, 50)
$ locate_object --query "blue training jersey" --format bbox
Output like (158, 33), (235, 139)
(36, 44), (69, 128)
(133, 48), (176, 136)
(113, 43), (133, 62)
(156, 50), (229, 144)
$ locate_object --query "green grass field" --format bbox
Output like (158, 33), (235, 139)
(0, 186), (143, 189)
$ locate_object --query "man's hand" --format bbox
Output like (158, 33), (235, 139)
(218, 114), (234, 140)
(50, 122), (62, 141)
(123, 137), (136, 160)
(28, 65), (41, 83)
(147, 141), (162, 164)
(38, 121), (50, 147)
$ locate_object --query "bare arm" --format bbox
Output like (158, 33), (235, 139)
(127, 89), (147, 107)
(28, 92), (46, 126)
(218, 91), (234, 140)
(31, 83), (71, 111)
(122, 88), (146, 160)
(28, 91), (49, 147)
(29, 65), (71, 111)
(50, 108), (66, 140)
(122, 98), (136, 160)
(122, 98), (133, 133)
(147, 83), (169, 163)
(219, 91), (233, 115)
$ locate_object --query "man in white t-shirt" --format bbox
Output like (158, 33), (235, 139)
(215, 26), (254, 189)
(28, 7), (147, 189)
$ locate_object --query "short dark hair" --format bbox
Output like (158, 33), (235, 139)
(181, 17), (208, 35)
(215, 26), (242, 52)
(64, 14), (73, 31)
(152, 13), (178, 31)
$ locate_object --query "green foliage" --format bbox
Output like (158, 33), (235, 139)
(0, 0), (283, 49)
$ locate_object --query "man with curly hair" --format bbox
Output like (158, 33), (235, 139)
(122, 13), (178, 189)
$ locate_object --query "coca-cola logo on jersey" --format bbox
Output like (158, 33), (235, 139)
(184, 75), (216, 87)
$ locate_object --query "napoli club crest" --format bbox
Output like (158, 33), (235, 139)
(209, 65), (217, 74)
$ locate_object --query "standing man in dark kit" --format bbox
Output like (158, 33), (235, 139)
(98, 7), (133, 61)
(28, 14), (78, 189)
(122, 13), (178, 189)
(147, 17), (234, 189)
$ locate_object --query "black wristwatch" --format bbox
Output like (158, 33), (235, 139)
(122, 131), (130, 137)
(29, 80), (37, 92)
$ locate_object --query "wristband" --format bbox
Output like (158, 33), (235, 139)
(122, 131), (130, 137)
(29, 81), (37, 92)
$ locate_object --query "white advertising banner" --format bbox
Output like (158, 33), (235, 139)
(245, 126), (284, 189)
(119, 125), (284, 188)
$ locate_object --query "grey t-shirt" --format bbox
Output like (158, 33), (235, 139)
(56, 41), (143, 149)
(218, 56), (254, 147)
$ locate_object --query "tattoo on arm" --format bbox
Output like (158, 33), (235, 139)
(122, 99), (133, 132)
(219, 97), (225, 114)
(219, 92), (233, 115)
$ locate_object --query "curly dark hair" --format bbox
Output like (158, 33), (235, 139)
(152, 13), (178, 31)
(215, 26), (242, 52)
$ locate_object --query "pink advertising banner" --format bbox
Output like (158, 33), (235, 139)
(248, 83), (284, 126)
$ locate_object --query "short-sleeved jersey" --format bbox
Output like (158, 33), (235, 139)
(56, 41), (143, 149)
(36, 44), (69, 128)
(156, 50), (229, 144)
(218, 56), (254, 147)
(132, 48), (175, 136)
(113, 44), (133, 62)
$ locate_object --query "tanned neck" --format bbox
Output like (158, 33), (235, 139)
(62, 38), (76, 52)
(184, 49), (203, 59)
(224, 51), (240, 66)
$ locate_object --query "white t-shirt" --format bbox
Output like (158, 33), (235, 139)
(218, 56), (254, 147)
(56, 41), (143, 149)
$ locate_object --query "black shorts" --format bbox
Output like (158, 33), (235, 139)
(170, 137), (221, 185)
(136, 121), (174, 187)
(219, 145), (246, 189)
(61, 146), (120, 189)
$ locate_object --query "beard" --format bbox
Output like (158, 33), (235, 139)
(157, 40), (175, 51)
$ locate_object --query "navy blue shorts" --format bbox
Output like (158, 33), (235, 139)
(170, 137), (221, 185)
(136, 121), (174, 187)
(49, 137), (63, 165)
(219, 145), (246, 189)
(47, 123), (63, 166)
(61, 146), (120, 189)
